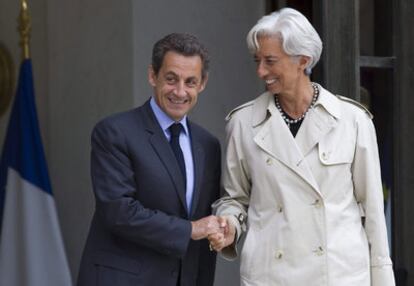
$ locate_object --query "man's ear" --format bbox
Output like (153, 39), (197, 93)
(199, 74), (209, 93)
(148, 65), (156, 87)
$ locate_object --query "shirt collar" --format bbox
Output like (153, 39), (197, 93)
(150, 97), (189, 135)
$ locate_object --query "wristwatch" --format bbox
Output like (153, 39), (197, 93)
(236, 213), (246, 225)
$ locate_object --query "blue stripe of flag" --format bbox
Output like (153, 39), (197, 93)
(0, 59), (52, 229)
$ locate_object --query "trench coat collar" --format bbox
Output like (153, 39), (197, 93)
(251, 87), (341, 195)
(252, 91), (272, 127)
(313, 84), (342, 120)
(250, 85), (341, 127)
(252, 84), (341, 127)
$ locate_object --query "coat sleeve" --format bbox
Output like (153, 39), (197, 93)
(212, 115), (250, 260)
(351, 114), (395, 286)
(91, 119), (192, 258)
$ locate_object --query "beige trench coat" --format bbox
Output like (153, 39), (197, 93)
(213, 85), (395, 286)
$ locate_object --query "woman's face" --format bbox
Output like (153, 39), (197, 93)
(254, 36), (306, 95)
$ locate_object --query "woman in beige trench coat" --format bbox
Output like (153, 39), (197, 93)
(209, 8), (395, 286)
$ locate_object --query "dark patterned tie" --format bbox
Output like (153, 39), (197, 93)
(169, 123), (186, 184)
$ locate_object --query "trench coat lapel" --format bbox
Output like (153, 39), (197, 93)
(295, 86), (341, 157)
(143, 102), (188, 212)
(252, 93), (321, 194)
(295, 107), (337, 158)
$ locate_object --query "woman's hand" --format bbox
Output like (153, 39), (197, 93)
(207, 216), (236, 252)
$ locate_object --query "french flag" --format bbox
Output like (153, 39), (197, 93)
(0, 59), (72, 285)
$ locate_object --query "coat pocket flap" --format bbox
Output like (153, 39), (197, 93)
(318, 140), (354, 165)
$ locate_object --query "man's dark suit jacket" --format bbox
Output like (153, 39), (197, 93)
(77, 100), (221, 286)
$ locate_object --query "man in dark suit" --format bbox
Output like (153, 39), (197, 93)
(77, 33), (221, 286)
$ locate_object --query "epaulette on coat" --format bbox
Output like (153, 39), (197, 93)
(225, 100), (255, 121)
(336, 95), (373, 119)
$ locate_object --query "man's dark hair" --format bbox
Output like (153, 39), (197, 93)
(152, 33), (210, 80)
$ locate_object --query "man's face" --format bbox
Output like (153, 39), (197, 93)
(149, 51), (207, 121)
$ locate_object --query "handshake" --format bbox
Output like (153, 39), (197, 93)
(190, 215), (236, 252)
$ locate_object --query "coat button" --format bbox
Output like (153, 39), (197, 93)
(278, 205), (283, 212)
(312, 199), (322, 208)
(266, 158), (272, 165)
(321, 151), (330, 161)
(275, 250), (284, 259)
(313, 246), (324, 256)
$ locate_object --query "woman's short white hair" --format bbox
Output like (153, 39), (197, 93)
(247, 8), (322, 74)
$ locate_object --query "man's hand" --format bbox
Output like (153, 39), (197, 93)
(191, 215), (223, 240)
(207, 216), (235, 252)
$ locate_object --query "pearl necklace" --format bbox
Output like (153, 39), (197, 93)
(275, 83), (319, 127)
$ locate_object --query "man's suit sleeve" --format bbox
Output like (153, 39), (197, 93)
(91, 119), (192, 258)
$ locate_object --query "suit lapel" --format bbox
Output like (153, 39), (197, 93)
(189, 126), (205, 218)
(141, 102), (188, 212)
